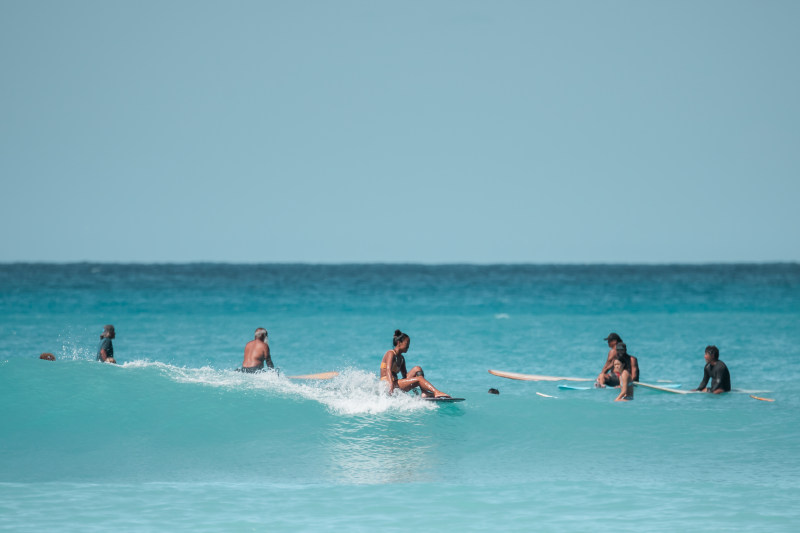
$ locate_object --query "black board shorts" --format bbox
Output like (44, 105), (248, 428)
(237, 366), (263, 374)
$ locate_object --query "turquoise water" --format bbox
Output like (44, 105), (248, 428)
(2, 264), (799, 531)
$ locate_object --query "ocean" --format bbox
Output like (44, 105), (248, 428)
(1, 263), (799, 531)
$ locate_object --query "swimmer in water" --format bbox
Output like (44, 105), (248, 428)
(612, 350), (634, 402)
(692, 345), (731, 394)
(380, 330), (450, 398)
(97, 325), (117, 364)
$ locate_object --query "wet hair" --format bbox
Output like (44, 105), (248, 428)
(488, 388), (500, 395)
(705, 345), (719, 361)
(255, 328), (268, 341)
(614, 353), (631, 373)
(100, 325), (115, 339)
(615, 342), (627, 356)
(392, 329), (409, 347)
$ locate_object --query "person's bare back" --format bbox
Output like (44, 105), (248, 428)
(241, 328), (273, 371)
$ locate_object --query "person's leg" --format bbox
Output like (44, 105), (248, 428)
(398, 376), (449, 398)
(407, 366), (424, 378)
(596, 373), (618, 388)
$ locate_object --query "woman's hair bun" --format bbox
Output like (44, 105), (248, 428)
(392, 329), (409, 346)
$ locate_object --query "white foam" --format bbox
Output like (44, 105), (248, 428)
(116, 361), (436, 416)
(306, 368), (437, 415)
(494, 313), (511, 319)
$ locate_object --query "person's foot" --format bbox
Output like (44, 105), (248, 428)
(433, 391), (451, 398)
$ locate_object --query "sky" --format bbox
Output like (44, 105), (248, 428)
(1, 0), (798, 263)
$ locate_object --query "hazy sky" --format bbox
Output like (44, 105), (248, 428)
(2, 1), (798, 263)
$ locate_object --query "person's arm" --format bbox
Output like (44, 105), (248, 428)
(381, 352), (394, 394)
(98, 338), (110, 362)
(399, 356), (408, 380)
(597, 352), (614, 379)
(694, 365), (711, 392)
(264, 344), (274, 369)
(630, 357), (639, 382)
(615, 371), (630, 401)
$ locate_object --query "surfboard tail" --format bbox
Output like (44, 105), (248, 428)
(287, 371), (339, 380)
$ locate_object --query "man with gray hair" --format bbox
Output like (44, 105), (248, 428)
(239, 327), (273, 373)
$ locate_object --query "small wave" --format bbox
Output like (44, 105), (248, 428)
(117, 361), (436, 416)
(494, 313), (510, 319)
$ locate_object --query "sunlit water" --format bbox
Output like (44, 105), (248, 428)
(2, 264), (799, 531)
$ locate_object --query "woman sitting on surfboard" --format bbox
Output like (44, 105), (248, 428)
(380, 330), (450, 398)
(613, 344), (634, 402)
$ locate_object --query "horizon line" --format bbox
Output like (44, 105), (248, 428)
(1, 260), (798, 267)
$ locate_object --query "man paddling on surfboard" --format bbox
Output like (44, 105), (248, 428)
(380, 330), (450, 398)
(596, 333), (639, 387)
(239, 328), (274, 373)
(692, 345), (731, 394)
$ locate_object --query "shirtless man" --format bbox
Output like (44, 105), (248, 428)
(596, 333), (639, 387)
(380, 330), (449, 398)
(240, 328), (273, 373)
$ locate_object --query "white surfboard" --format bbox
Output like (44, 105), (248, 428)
(635, 382), (772, 395)
(560, 383), (683, 391)
(488, 369), (593, 382)
(635, 382), (696, 394)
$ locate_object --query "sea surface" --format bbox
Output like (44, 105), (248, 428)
(1, 263), (799, 531)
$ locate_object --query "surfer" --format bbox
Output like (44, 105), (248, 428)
(692, 345), (731, 394)
(97, 325), (117, 364)
(239, 328), (273, 373)
(380, 330), (450, 398)
(596, 333), (639, 387)
(613, 353), (634, 401)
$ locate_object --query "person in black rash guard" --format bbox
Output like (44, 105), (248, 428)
(693, 345), (731, 394)
(97, 325), (117, 364)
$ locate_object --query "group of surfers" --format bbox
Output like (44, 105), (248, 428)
(83, 325), (731, 402)
(239, 328), (731, 402)
(596, 332), (732, 401)
(240, 327), (451, 398)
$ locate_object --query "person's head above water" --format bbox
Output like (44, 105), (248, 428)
(101, 325), (115, 339)
(605, 332), (622, 347)
(393, 329), (410, 349)
(613, 352), (631, 373)
(705, 345), (719, 362)
(615, 342), (627, 356)
(254, 328), (268, 342)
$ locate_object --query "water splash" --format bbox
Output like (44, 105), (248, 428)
(116, 361), (436, 415)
